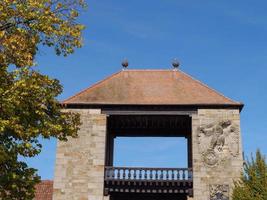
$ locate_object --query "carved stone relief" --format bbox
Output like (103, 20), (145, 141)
(198, 120), (239, 166)
(210, 184), (229, 200)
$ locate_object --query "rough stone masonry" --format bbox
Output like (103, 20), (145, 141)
(53, 109), (108, 200)
(192, 109), (243, 200)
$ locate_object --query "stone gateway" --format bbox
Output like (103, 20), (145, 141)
(52, 69), (244, 200)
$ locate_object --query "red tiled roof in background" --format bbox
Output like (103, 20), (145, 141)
(34, 180), (53, 200)
(63, 70), (242, 107)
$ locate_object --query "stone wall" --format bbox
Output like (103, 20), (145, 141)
(53, 109), (108, 200)
(192, 109), (243, 200)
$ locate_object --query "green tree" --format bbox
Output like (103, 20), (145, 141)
(0, 0), (86, 199)
(232, 150), (267, 200)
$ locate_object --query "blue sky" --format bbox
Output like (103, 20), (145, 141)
(24, 0), (267, 180)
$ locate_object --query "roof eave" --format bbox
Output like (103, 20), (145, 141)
(60, 102), (244, 112)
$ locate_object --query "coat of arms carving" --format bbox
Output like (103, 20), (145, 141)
(210, 184), (229, 200)
(198, 120), (239, 166)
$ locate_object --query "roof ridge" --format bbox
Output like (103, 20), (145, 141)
(178, 70), (241, 104)
(122, 69), (173, 71)
(62, 71), (122, 103)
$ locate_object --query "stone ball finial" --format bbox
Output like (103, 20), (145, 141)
(122, 59), (129, 69)
(172, 58), (180, 69)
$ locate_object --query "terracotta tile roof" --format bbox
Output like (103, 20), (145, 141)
(63, 70), (242, 107)
(34, 180), (53, 200)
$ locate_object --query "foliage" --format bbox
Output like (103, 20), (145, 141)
(0, 0), (86, 199)
(0, 0), (86, 67)
(232, 150), (267, 200)
(0, 67), (81, 199)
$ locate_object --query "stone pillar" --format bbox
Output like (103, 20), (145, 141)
(192, 109), (243, 200)
(53, 109), (109, 200)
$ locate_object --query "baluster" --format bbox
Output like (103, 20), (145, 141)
(171, 170), (176, 181)
(180, 169), (183, 180)
(126, 169), (129, 179)
(132, 169), (134, 180)
(147, 169), (150, 180)
(115, 168), (118, 179)
(136, 169), (139, 180)
(183, 169), (186, 180)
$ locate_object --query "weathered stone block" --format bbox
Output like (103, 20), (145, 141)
(192, 109), (243, 200)
(53, 109), (108, 200)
